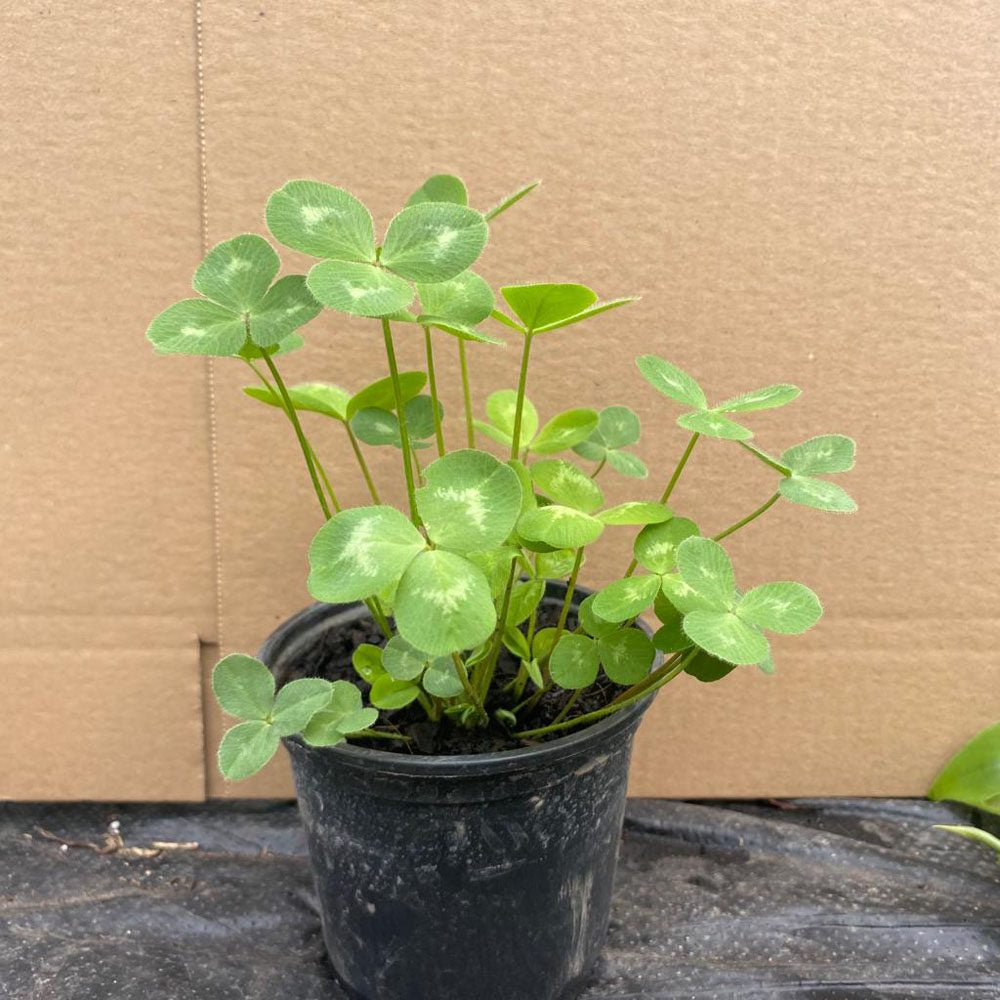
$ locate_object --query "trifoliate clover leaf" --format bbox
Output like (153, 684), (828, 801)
(517, 506), (605, 550)
(592, 574), (662, 623)
(659, 573), (720, 615)
(684, 649), (739, 683)
(148, 300), (246, 357)
(716, 384), (801, 413)
(598, 627), (655, 685)
(347, 371), (427, 419)
(247, 276), (323, 346)
(606, 449), (648, 478)
(779, 475), (857, 513)
(598, 502), (671, 526)
(270, 678), (334, 736)
(478, 390), (539, 449)
(303, 682), (379, 746)
(535, 548), (579, 579)
(737, 582), (823, 635)
(422, 658), (466, 699)
(417, 270), (494, 326)
(531, 460), (604, 514)
(675, 537), (737, 610)
(636, 356), (707, 409)
(676, 410), (753, 441)
(193, 234), (279, 313)
(465, 547), (520, 598)
(506, 580), (545, 627)
(306, 259), (414, 317)
(266, 180), (376, 262)
(597, 406), (641, 448)
(498, 283), (635, 335)
(550, 634), (601, 690)
(406, 174), (469, 207)
(681, 610), (770, 665)
(634, 517), (700, 574)
(212, 654), (275, 721)
(243, 381), (351, 422)
(382, 636), (434, 681)
(381, 203), (489, 283)
(782, 435), (856, 475)
(530, 409), (599, 454)
(578, 594), (620, 639)
(218, 721), (280, 780)
(416, 449), (523, 553)
(370, 675), (422, 710)
(651, 614), (692, 654)
(351, 644), (385, 684)
(351, 396), (440, 450)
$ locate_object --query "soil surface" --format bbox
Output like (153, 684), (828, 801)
(286, 599), (628, 755)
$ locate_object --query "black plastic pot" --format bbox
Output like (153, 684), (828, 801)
(259, 585), (654, 1000)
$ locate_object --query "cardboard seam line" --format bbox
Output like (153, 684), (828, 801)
(194, 0), (224, 799)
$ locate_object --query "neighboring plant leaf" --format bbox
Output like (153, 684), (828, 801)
(578, 594), (620, 639)
(501, 283), (597, 332)
(675, 536), (737, 610)
(634, 517), (700, 574)
(535, 548), (579, 579)
(530, 459), (604, 513)
(779, 475), (857, 513)
(651, 615), (692, 654)
(347, 371), (426, 419)
(933, 825), (1000, 859)
(465, 546), (519, 598)
(507, 580), (545, 627)
(243, 381), (350, 421)
(597, 405), (641, 448)
(503, 626), (532, 661)
(382, 636), (432, 681)
(236, 332), (304, 360)
(635, 355), (707, 410)
(606, 449), (648, 478)
(422, 658), (466, 698)
(517, 506), (604, 549)
(351, 644), (385, 684)
(530, 409), (599, 455)
(573, 436), (606, 462)
(676, 410), (753, 441)
(308, 505), (426, 602)
(928, 722), (1000, 815)
(211, 654), (275, 721)
(218, 721), (280, 780)
(716, 384), (801, 413)
(306, 260), (413, 317)
(417, 270), (494, 325)
(599, 628), (655, 684)
(394, 550), (497, 655)
(483, 180), (539, 221)
(247, 275), (323, 347)
(381, 203), (489, 282)
(549, 634), (601, 690)
(369, 675), (421, 710)
(684, 649), (738, 683)
(147, 299), (247, 356)
(270, 678), (334, 736)
(486, 389), (539, 445)
(265, 180), (376, 262)
(192, 234), (279, 313)
(737, 582), (823, 635)
(406, 174), (468, 207)
(592, 574), (662, 622)
(489, 307), (527, 333)
(532, 297), (636, 334)
(403, 394), (443, 441)
(682, 610), (770, 665)
(351, 407), (403, 447)
(598, 502), (671, 526)
(781, 435), (857, 475)
(416, 449), (523, 553)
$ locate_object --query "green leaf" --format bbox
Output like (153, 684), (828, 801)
(369, 675), (421, 710)
(218, 721), (280, 780)
(486, 390), (538, 445)
(507, 580), (545, 627)
(592, 574), (662, 622)
(652, 616), (692, 654)
(737, 582), (823, 635)
(508, 459), (537, 515)
(758, 653), (776, 675)
(531, 460), (604, 514)
(502, 626), (532, 661)
(394, 550), (497, 655)
(933, 825), (1000, 858)
(247, 275), (322, 347)
(465, 546), (519, 598)
(573, 437), (606, 462)
(606, 449), (648, 478)
(348, 371), (426, 419)
(634, 517), (700, 574)
(483, 180), (539, 221)
(193, 234), (279, 313)
(381, 203), (488, 282)
(501, 283), (597, 332)
(243, 381), (350, 421)
(532, 627), (559, 661)
(382, 636), (432, 681)
(306, 260), (413, 317)
(270, 678), (333, 736)
(416, 449), (523, 553)
(684, 649), (738, 683)
(489, 307), (527, 333)
(406, 174), (468, 207)
(659, 573), (720, 615)
(682, 610), (770, 665)
(781, 435), (856, 475)
(530, 409), (599, 455)
(524, 658), (544, 688)
(578, 594), (620, 638)
(212, 654), (275, 721)
(599, 628), (655, 684)
(417, 270), (494, 325)
(716, 384), (801, 413)
(302, 682), (380, 745)
(549, 634), (600, 690)
(517, 506), (604, 549)
(403, 395), (442, 441)
(351, 644), (385, 684)
(535, 548), (579, 579)
(929, 722), (1000, 815)
(265, 180), (376, 262)
(533, 298), (636, 334)
(599, 502), (671, 526)
(308, 506), (426, 602)
(635, 356), (707, 410)
(598, 406), (640, 448)
(676, 410), (753, 441)
(675, 536), (736, 610)
(422, 658), (466, 699)
(236, 332), (304, 360)
(779, 475), (857, 513)
(351, 407), (402, 447)
(147, 299), (247, 357)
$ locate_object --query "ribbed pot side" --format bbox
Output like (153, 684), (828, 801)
(260, 589), (653, 1000)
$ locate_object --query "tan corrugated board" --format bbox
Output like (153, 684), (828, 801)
(3, 1), (998, 800)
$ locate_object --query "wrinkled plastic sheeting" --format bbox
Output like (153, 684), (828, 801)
(1, 799), (997, 999)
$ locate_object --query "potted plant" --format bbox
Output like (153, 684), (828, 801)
(147, 173), (857, 1000)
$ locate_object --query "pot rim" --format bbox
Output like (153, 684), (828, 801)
(260, 596), (657, 779)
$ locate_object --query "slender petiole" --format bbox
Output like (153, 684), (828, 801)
(423, 325), (446, 457)
(345, 425), (381, 503)
(509, 332), (534, 459)
(453, 653), (489, 725)
(458, 339), (475, 448)
(381, 318), (420, 523)
(712, 492), (781, 542)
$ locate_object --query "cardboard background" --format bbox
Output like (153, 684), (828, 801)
(3, 1), (998, 800)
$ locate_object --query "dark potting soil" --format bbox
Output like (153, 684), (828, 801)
(284, 600), (628, 755)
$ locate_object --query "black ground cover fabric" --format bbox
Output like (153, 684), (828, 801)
(1, 799), (997, 999)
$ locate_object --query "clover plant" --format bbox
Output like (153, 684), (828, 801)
(147, 173), (857, 779)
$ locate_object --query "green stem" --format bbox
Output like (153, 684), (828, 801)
(260, 350), (338, 517)
(458, 338), (475, 448)
(510, 333), (534, 459)
(610, 650), (683, 705)
(553, 548), (584, 644)
(712, 492), (781, 542)
(475, 561), (518, 699)
(551, 689), (581, 726)
(381, 318), (419, 523)
(309, 446), (342, 514)
(344, 425), (381, 503)
(513, 648), (696, 740)
(355, 729), (412, 743)
(590, 456), (607, 479)
(453, 653), (488, 725)
(422, 326), (446, 458)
